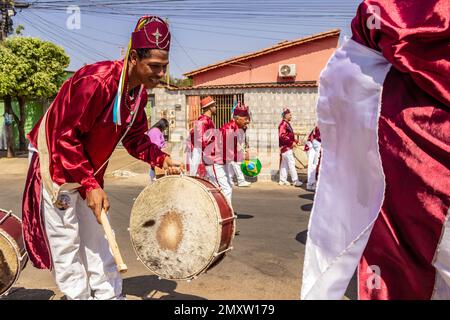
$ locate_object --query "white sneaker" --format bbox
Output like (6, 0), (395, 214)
(306, 183), (316, 191)
(238, 181), (251, 187)
(293, 180), (303, 187)
(279, 181), (290, 186)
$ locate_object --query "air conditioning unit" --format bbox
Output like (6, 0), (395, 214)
(278, 64), (296, 78)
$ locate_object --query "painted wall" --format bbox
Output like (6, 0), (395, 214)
(148, 87), (318, 179)
(0, 100), (45, 150)
(191, 36), (338, 87)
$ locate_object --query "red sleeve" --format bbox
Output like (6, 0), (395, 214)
(192, 118), (206, 150)
(52, 76), (110, 192)
(279, 122), (291, 147)
(122, 95), (167, 168)
(193, 116), (215, 150)
(203, 119), (216, 150)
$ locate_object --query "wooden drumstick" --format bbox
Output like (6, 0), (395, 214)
(100, 209), (128, 273)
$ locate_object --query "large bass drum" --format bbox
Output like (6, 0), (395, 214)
(129, 175), (235, 281)
(0, 209), (28, 296)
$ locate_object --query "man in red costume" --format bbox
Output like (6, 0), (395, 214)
(278, 108), (302, 187)
(302, 0), (449, 300)
(215, 102), (251, 205)
(22, 16), (181, 300)
(189, 96), (217, 179)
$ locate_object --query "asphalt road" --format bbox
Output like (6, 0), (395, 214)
(0, 151), (356, 300)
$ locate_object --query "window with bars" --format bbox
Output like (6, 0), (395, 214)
(187, 93), (244, 129)
(204, 94), (244, 128)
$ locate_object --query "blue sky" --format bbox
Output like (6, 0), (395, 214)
(12, 0), (362, 78)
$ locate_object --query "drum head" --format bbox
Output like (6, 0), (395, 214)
(0, 232), (19, 295)
(130, 176), (222, 280)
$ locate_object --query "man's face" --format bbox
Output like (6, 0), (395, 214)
(210, 104), (217, 116)
(235, 116), (250, 130)
(131, 49), (169, 89)
(284, 112), (292, 122)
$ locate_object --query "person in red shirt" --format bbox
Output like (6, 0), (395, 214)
(213, 102), (251, 205)
(278, 108), (302, 187)
(188, 96), (217, 179)
(22, 16), (181, 300)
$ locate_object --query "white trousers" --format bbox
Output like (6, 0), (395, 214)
(229, 161), (246, 185)
(205, 164), (233, 206)
(42, 188), (123, 300)
(189, 147), (202, 176)
(279, 149), (299, 183)
(307, 140), (322, 186)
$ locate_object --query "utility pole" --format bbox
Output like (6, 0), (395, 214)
(1, 1), (29, 41)
(1, 1), (29, 157)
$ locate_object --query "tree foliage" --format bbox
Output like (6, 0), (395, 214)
(0, 36), (70, 99)
(0, 36), (70, 152)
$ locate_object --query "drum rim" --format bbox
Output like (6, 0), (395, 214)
(129, 175), (224, 280)
(0, 209), (22, 226)
(0, 229), (22, 296)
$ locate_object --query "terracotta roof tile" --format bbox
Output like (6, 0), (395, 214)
(167, 81), (318, 91)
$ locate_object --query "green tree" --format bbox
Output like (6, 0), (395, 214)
(0, 37), (69, 154)
(169, 76), (193, 88)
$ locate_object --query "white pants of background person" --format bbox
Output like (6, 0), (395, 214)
(189, 147), (202, 176)
(205, 164), (233, 206)
(307, 140), (322, 189)
(229, 161), (249, 186)
(279, 149), (302, 186)
(42, 187), (123, 300)
(149, 167), (156, 183)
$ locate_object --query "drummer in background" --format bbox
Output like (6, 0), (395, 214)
(229, 114), (251, 188)
(304, 126), (321, 191)
(21, 16), (181, 300)
(214, 102), (251, 206)
(146, 118), (169, 182)
(278, 108), (303, 187)
(189, 96), (217, 180)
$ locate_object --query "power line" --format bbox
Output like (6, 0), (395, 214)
(171, 32), (198, 68)
(19, 13), (99, 63)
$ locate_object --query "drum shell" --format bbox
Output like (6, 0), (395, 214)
(0, 209), (27, 295)
(190, 177), (234, 257)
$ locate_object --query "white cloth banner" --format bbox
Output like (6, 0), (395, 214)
(301, 39), (392, 300)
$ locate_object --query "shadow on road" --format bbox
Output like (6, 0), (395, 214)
(236, 213), (254, 219)
(295, 230), (308, 245)
(298, 193), (315, 201)
(123, 275), (206, 300)
(301, 203), (313, 212)
(1, 287), (55, 300)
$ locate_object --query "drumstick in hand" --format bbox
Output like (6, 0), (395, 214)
(100, 209), (128, 273)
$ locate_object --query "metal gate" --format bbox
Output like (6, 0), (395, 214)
(187, 94), (244, 129)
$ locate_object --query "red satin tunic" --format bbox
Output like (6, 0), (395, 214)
(22, 60), (166, 270)
(190, 114), (216, 165)
(219, 119), (246, 164)
(351, 0), (450, 300)
(278, 120), (298, 153)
